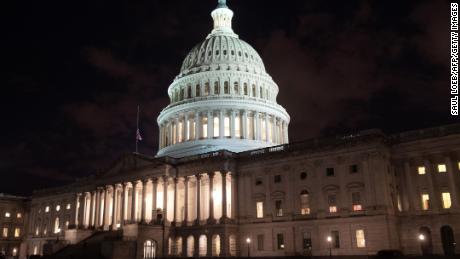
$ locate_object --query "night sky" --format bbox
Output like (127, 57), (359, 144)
(1, 0), (454, 196)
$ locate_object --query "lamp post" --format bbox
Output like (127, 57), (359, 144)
(327, 236), (332, 259)
(246, 237), (251, 257)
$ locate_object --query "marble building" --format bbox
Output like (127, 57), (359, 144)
(21, 0), (459, 258)
(0, 193), (28, 258)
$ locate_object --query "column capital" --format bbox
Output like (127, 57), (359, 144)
(208, 172), (216, 178)
(195, 173), (202, 180)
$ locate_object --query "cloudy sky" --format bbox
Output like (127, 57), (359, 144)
(1, 0), (453, 195)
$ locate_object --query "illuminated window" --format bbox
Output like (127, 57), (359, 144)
(213, 116), (219, 137)
(2, 227), (8, 237)
(356, 229), (366, 248)
(33, 245), (38, 255)
(16, 213), (22, 218)
(43, 226), (47, 235)
(14, 228), (20, 237)
(421, 193), (430, 210)
(4, 212), (10, 218)
(12, 247), (17, 256)
(256, 202), (264, 218)
(275, 200), (283, 217)
(235, 115), (241, 138)
(300, 190), (310, 215)
(56, 205), (61, 211)
(66, 203), (71, 210)
(224, 116), (230, 137)
(442, 192), (452, 209)
(397, 194), (403, 212)
(45, 206), (50, 213)
(458, 162), (460, 170)
(418, 166), (426, 175)
(438, 164), (447, 173)
(202, 117), (208, 138)
(54, 217), (60, 234)
(328, 195), (338, 213)
(352, 192), (362, 211)
(35, 227), (39, 236)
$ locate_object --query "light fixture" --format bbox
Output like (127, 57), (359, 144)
(418, 234), (425, 241)
(246, 237), (251, 244)
(327, 236), (332, 242)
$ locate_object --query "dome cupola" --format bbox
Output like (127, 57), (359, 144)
(156, 0), (290, 158)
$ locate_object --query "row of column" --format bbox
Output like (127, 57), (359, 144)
(74, 172), (234, 230)
(159, 110), (288, 148)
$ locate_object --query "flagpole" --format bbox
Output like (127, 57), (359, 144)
(136, 105), (139, 153)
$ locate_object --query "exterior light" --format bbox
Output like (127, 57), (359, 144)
(418, 234), (425, 241)
(327, 236), (332, 242)
(246, 237), (251, 243)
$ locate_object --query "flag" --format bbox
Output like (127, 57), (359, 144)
(136, 128), (143, 141)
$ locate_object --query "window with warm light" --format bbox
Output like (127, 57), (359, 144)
(66, 203), (71, 210)
(4, 212), (10, 218)
(438, 164), (447, 173)
(328, 195), (338, 213)
(35, 227), (39, 236)
(458, 162), (460, 170)
(45, 206), (50, 213)
(352, 192), (362, 211)
(256, 202), (264, 218)
(275, 200), (283, 217)
(14, 228), (20, 238)
(16, 213), (22, 219)
(356, 229), (366, 248)
(442, 192), (452, 209)
(418, 166), (426, 175)
(54, 217), (60, 234)
(421, 193), (430, 210)
(300, 190), (310, 215)
(2, 227), (8, 238)
(56, 205), (61, 211)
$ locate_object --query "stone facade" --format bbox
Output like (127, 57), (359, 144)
(21, 124), (460, 258)
(0, 194), (29, 258)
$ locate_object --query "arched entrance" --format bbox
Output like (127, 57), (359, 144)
(143, 240), (157, 259)
(419, 227), (433, 255)
(441, 225), (456, 256)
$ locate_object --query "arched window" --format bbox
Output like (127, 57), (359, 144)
(212, 235), (221, 257)
(300, 190), (310, 215)
(204, 82), (210, 96)
(244, 83), (248, 95)
(214, 81), (220, 95)
(187, 236), (195, 257)
(234, 82), (239, 94)
(224, 81), (229, 94)
(229, 235), (237, 256)
(144, 240), (157, 259)
(440, 226), (455, 256)
(199, 235), (207, 257)
(54, 217), (60, 234)
(196, 84), (201, 97)
(187, 85), (192, 99)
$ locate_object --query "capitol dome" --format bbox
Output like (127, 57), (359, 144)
(156, 0), (290, 158)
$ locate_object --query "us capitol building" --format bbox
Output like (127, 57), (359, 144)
(11, 0), (459, 258)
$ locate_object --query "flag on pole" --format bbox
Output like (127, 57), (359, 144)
(136, 128), (143, 141)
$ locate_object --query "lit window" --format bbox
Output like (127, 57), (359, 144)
(329, 206), (338, 213)
(43, 227), (47, 235)
(300, 190), (310, 215)
(65, 221), (69, 227)
(421, 193), (430, 210)
(418, 166), (426, 175)
(438, 164), (447, 173)
(256, 202), (264, 218)
(56, 205), (61, 211)
(213, 116), (219, 137)
(442, 192), (452, 209)
(2, 227), (8, 237)
(12, 247), (17, 256)
(356, 229), (366, 248)
(35, 227), (39, 236)
(458, 162), (460, 170)
(33, 245), (38, 255)
(14, 228), (20, 237)
(54, 217), (60, 234)
(352, 192), (362, 211)
(4, 212), (10, 218)
(275, 200), (283, 217)
(328, 195), (337, 213)
(66, 204), (71, 210)
(45, 206), (50, 213)
(16, 213), (22, 218)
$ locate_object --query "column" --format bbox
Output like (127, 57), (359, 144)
(112, 185), (118, 229)
(207, 111), (213, 139)
(222, 171), (228, 220)
(89, 191), (95, 227)
(184, 177), (189, 224)
(78, 193), (85, 229)
(121, 183), (127, 225)
(208, 172), (215, 224)
(283, 121), (289, 143)
(142, 179), (148, 223)
(74, 193), (81, 227)
(219, 110), (224, 139)
(152, 178), (158, 223)
(163, 177), (169, 223)
(446, 156), (459, 209)
(195, 112), (201, 140)
(242, 110), (248, 139)
(94, 189), (101, 227)
(230, 110), (236, 138)
(403, 162), (418, 211)
(175, 116), (180, 143)
(265, 113), (269, 142)
(184, 113), (189, 141)
(255, 111), (261, 141)
(103, 187), (109, 228)
(173, 178), (179, 224)
(196, 174), (201, 225)
(131, 182), (137, 223)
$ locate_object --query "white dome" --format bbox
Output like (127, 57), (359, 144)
(156, 2), (290, 158)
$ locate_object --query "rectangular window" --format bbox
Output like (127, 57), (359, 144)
(256, 202), (264, 218)
(235, 115), (241, 138)
(202, 117), (208, 138)
(16, 213), (21, 219)
(275, 200), (283, 217)
(45, 206), (50, 213)
(255, 176), (263, 186)
(438, 164), (447, 173)
(274, 175), (282, 183)
(356, 229), (366, 248)
(302, 232), (312, 249)
(196, 84), (201, 97)
(332, 231), (340, 248)
(277, 233), (285, 250)
(421, 193), (430, 210)
(326, 168), (335, 177)
(66, 203), (71, 210)
(213, 116), (220, 137)
(418, 166), (426, 175)
(442, 192), (452, 209)
(2, 228), (7, 238)
(224, 116), (230, 137)
(257, 234), (264, 251)
(328, 195), (337, 213)
(352, 192), (362, 211)
(214, 82), (220, 95)
(14, 228), (20, 238)
(350, 164), (359, 173)
(204, 82), (210, 96)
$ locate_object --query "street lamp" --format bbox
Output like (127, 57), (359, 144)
(418, 234), (425, 241)
(246, 237), (251, 257)
(327, 236), (332, 259)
